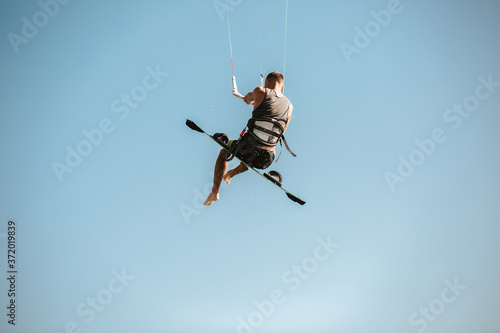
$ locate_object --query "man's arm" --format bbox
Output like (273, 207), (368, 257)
(244, 86), (266, 109)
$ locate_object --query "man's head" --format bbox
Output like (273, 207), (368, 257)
(265, 71), (284, 91)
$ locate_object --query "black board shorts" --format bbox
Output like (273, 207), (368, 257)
(231, 133), (275, 170)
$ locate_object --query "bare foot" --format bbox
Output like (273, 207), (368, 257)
(223, 172), (232, 185)
(203, 192), (219, 206)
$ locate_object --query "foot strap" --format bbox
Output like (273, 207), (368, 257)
(264, 170), (283, 187)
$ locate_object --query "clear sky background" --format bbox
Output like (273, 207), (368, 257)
(0, 1), (499, 332)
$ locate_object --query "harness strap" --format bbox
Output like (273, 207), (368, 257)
(275, 135), (296, 162)
(281, 135), (296, 157)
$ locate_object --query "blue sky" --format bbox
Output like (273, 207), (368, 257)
(0, 0), (499, 332)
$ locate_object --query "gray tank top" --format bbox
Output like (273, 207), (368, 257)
(251, 88), (293, 127)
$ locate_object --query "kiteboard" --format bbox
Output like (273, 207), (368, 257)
(186, 119), (305, 205)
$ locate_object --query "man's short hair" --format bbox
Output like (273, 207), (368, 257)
(266, 71), (284, 85)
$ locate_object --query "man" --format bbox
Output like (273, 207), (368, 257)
(204, 71), (293, 206)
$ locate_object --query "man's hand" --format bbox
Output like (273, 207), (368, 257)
(244, 92), (255, 105)
(244, 87), (265, 108)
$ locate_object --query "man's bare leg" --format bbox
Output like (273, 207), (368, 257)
(223, 163), (248, 184)
(204, 149), (227, 206)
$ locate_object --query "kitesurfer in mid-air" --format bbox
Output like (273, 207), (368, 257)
(204, 71), (293, 206)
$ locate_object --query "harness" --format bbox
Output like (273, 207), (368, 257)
(246, 118), (296, 161)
